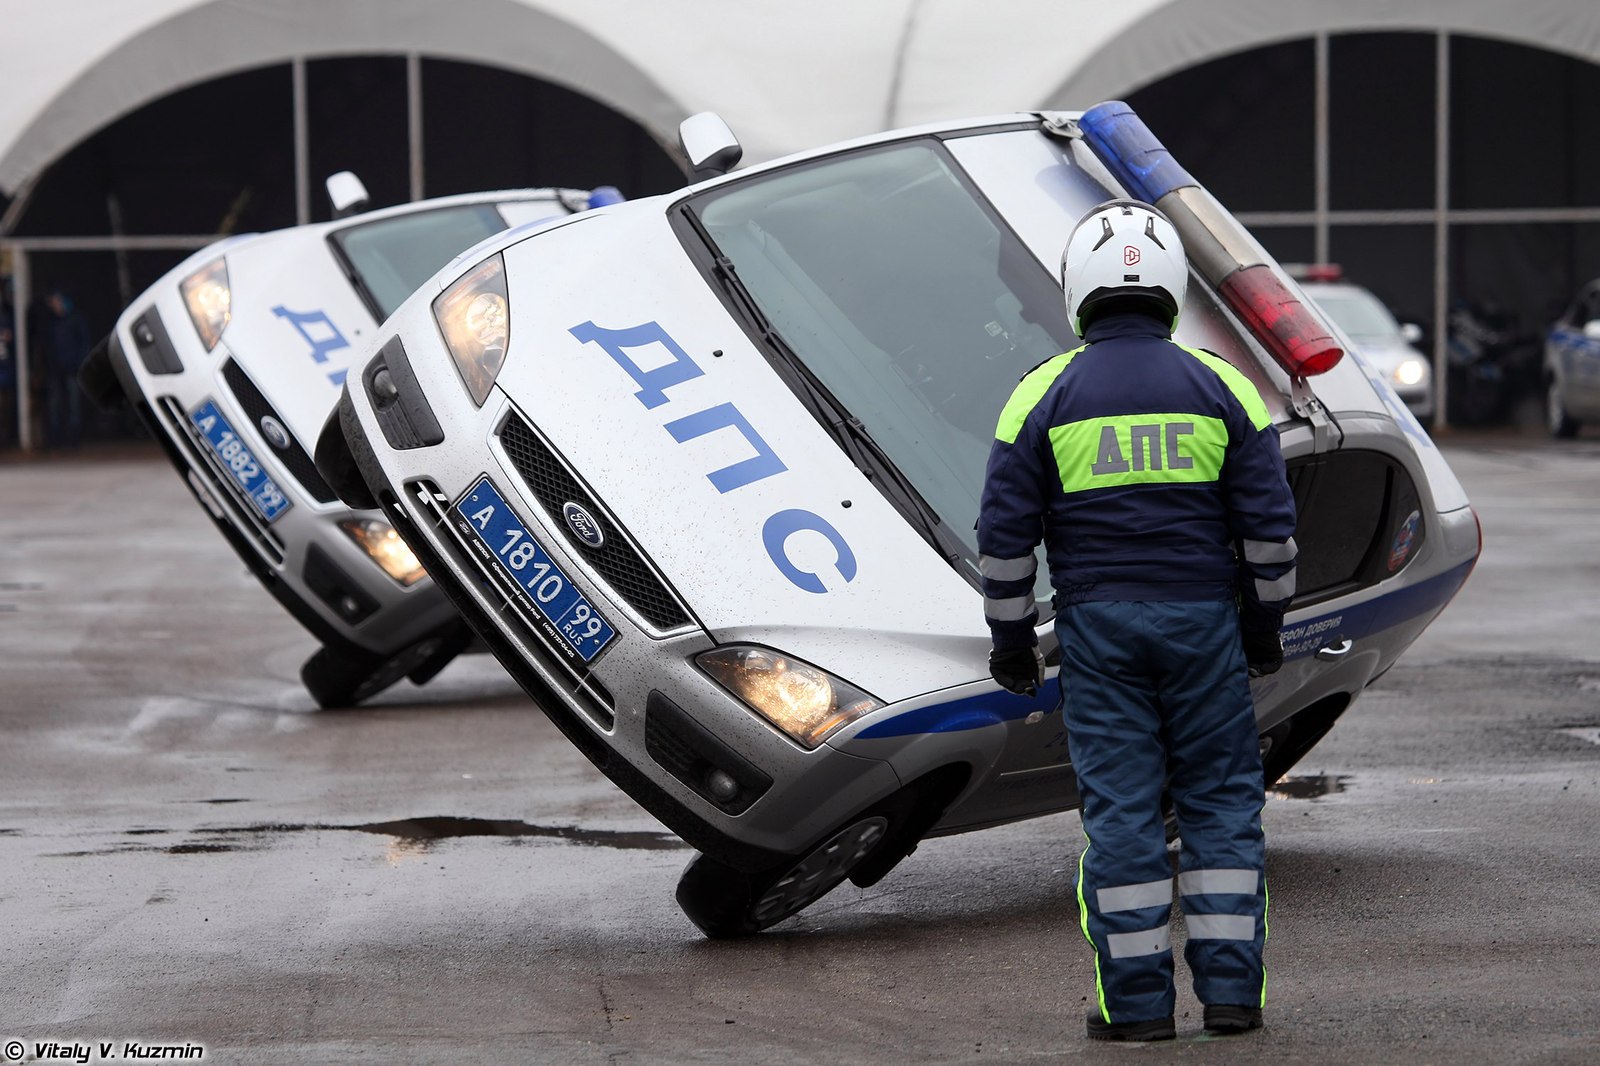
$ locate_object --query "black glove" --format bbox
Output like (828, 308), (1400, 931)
(1241, 629), (1283, 678)
(990, 645), (1045, 696)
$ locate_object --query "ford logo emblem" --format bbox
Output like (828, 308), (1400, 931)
(562, 502), (605, 549)
(259, 415), (292, 451)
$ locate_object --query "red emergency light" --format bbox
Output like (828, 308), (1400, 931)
(1218, 265), (1344, 378)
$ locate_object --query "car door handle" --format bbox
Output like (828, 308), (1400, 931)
(1315, 639), (1354, 661)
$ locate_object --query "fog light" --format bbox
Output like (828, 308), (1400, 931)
(705, 769), (739, 801)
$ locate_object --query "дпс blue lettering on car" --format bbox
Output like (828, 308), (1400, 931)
(570, 318), (857, 594)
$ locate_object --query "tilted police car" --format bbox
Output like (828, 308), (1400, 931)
(81, 175), (622, 706)
(317, 104), (1479, 935)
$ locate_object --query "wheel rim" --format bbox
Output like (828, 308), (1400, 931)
(750, 816), (889, 925)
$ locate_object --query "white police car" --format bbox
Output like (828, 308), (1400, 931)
(316, 105), (1480, 935)
(81, 176), (622, 706)
(1295, 267), (1435, 423)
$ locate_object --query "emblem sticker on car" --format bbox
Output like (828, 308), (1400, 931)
(562, 502), (605, 549)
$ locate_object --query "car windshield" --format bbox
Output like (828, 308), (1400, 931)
(1308, 287), (1400, 342)
(332, 204), (511, 319)
(689, 140), (1078, 573)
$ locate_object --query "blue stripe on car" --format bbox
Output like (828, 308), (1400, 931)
(854, 558), (1474, 740)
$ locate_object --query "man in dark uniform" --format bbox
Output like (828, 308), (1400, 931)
(977, 199), (1298, 1041)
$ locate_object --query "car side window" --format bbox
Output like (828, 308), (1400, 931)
(1285, 450), (1426, 607)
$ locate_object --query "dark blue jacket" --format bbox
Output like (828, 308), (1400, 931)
(977, 311), (1298, 650)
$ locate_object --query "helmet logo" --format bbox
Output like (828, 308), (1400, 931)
(1124, 246), (1142, 267)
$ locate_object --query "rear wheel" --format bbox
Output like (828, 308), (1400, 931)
(1548, 377), (1580, 438)
(676, 815), (890, 938)
(299, 632), (457, 709)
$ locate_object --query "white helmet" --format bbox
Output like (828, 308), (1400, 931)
(1061, 199), (1187, 335)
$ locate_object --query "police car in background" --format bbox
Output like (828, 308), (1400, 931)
(1293, 265), (1435, 424)
(81, 175), (624, 706)
(1543, 275), (1600, 438)
(316, 104), (1480, 936)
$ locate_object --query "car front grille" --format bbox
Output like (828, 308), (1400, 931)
(220, 359), (338, 503)
(156, 396), (285, 566)
(497, 414), (692, 632)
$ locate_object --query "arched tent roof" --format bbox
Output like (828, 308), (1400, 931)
(1041, 0), (1600, 108)
(3, 0), (1600, 198)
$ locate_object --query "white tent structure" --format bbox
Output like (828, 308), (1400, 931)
(7, 0), (1600, 191)
(3, 0), (1600, 448)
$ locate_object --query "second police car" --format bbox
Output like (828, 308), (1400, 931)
(316, 104), (1480, 936)
(82, 176), (623, 706)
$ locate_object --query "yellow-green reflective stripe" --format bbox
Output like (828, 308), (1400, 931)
(1048, 413), (1227, 494)
(1076, 834), (1109, 1023)
(1177, 344), (1271, 431)
(1260, 877), (1270, 1008)
(994, 346), (1088, 444)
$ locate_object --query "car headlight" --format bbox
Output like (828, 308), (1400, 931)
(1394, 357), (1428, 388)
(697, 646), (883, 749)
(338, 518), (427, 586)
(179, 259), (231, 351)
(433, 255), (509, 406)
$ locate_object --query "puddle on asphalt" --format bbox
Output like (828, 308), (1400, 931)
(1268, 774), (1351, 800)
(45, 817), (684, 858)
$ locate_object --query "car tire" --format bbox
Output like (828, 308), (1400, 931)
(676, 809), (897, 938)
(404, 620), (474, 686)
(1547, 377), (1580, 438)
(299, 634), (452, 709)
(77, 335), (126, 411)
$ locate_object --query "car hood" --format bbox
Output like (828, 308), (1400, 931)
(216, 227), (377, 448)
(489, 209), (991, 700)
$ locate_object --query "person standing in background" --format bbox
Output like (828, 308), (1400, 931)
(0, 291), (16, 449)
(41, 288), (91, 449)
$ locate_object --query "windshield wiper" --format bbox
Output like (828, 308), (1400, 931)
(678, 205), (966, 569)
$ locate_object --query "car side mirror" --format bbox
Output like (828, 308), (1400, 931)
(1399, 322), (1424, 345)
(678, 112), (743, 181)
(1583, 319), (1600, 342)
(326, 171), (371, 219)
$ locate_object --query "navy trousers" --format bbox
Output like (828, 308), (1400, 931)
(1057, 599), (1268, 1023)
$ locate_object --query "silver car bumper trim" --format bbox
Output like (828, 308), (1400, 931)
(156, 395), (286, 567)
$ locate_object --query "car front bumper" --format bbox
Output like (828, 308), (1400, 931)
(104, 300), (457, 662)
(322, 337), (904, 869)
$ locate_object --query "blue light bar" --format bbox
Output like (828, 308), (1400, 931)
(587, 185), (625, 209)
(1079, 101), (1198, 205)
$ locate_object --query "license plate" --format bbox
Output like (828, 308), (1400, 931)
(452, 476), (616, 663)
(190, 400), (290, 522)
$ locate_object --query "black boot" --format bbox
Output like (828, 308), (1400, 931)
(1086, 1011), (1176, 1042)
(1203, 1004), (1264, 1034)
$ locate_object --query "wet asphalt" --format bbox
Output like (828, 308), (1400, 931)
(1, 434), (1597, 1064)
